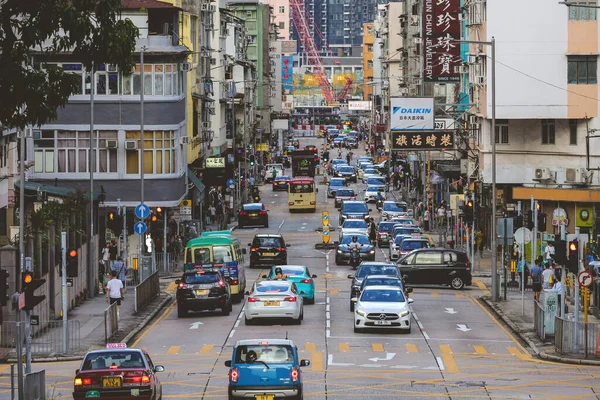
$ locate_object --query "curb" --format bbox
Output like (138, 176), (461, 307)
(481, 297), (600, 366)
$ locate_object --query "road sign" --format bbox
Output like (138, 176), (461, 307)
(134, 221), (147, 235)
(578, 271), (593, 287)
(30, 315), (39, 326)
(497, 218), (514, 240)
(180, 199), (192, 207)
(514, 227), (532, 245)
(135, 204), (150, 219)
(322, 226), (330, 244)
(322, 211), (329, 226)
(226, 179), (236, 187)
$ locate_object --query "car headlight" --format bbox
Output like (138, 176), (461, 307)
(356, 309), (367, 317)
(337, 250), (343, 254)
(351, 174), (355, 176)
(399, 310), (410, 317)
(369, 250), (375, 254)
(382, 212), (388, 217)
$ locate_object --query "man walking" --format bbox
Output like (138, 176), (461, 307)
(106, 270), (124, 318)
(531, 257), (543, 301)
(112, 257), (127, 289)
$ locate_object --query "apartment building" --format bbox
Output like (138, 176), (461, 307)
(363, 23), (375, 101)
(268, 0), (291, 40)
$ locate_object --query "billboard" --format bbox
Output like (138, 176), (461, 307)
(348, 101), (371, 111)
(282, 56), (293, 90)
(391, 131), (454, 150)
(390, 97), (435, 130)
(423, 0), (461, 82)
(281, 40), (297, 54)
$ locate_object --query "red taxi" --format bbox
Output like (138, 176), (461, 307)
(73, 344), (164, 399)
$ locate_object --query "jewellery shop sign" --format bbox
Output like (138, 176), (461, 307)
(391, 130), (455, 150)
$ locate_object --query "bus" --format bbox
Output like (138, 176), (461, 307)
(184, 234), (247, 301)
(288, 176), (317, 212)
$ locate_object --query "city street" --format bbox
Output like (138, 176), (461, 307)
(6, 138), (600, 399)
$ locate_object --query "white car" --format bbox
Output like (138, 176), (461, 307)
(389, 235), (411, 260)
(353, 285), (413, 333)
(339, 219), (369, 242)
(263, 163), (285, 182)
(365, 186), (387, 203)
(361, 168), (379, 183)
(244, 280), (304, 325)
(381, 201), (409, 220)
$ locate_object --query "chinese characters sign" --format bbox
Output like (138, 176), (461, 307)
(423, 0), (461, 82)
(282, 56), (293, 90)
(390, 97), (435, 130)
(391, 131), (454, 150)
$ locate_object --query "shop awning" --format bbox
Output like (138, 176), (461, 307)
(188, 167), (205, 201)
(513, 187), (600, 203)
(15, 181), (102, 200)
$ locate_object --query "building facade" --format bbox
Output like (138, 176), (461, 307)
(362, 23), (374, 101)
(268, 0), (291, 40)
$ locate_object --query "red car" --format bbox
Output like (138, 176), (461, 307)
(73, 345), (164, 399)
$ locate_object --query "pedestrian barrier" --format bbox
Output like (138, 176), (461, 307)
(24, 369), (45, 400)
(554, 315), (600, 357)
(533, 301), (546, 341)
(104, 302), (119, 343)
(0, 320), (81, 355)
(134, 271), (160, 313)
(156, 252), (175, 275)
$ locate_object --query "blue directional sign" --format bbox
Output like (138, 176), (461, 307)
(226, 179), (236, 186)
(135, 203), (150, 219)
(134, 221), (147, 235)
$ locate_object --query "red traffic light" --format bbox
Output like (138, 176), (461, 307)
(69, 249), (78, 258)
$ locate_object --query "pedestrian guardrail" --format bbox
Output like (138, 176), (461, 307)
(534, 301), (546, 341)
(134, 271), (160, 313)
(156, 252), (175, 275)
(24, 369), (45, 400)
(0, 320), (81, 355)
(104, 302), (119, 343)
(554, 315), (600, 357)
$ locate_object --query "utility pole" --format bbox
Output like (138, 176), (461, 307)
(89, 66), (96, 299)
(140, 47), (146, 258)
(17, 126), (25, 399)
(61, 232), (68, 353)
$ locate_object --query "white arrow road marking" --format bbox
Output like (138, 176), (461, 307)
(190, 322), (204, 329)
(327, 354), (354, 366)
(456, 324), (471, 332)
(445, 308), (457, 314)
(368, 352), (396, 362)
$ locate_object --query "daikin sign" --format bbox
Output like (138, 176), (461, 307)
(390, 97), (435, 130)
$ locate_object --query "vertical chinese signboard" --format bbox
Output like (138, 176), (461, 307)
(423, 0), (461, 82)
(282, 56), (293, 90)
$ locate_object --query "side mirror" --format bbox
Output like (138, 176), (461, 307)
(300, 359), (311, 367)
(286, 244), (291, 247)
(242, 248), (247, 254)
(316, 188), (319, 193)
(300, 291), (306, 295)
(244, 291), (250, 296)
(312, 274), (317, 278)
(175, 279), (180, 285)
(368, 209), (372, 212)
(154, 365), (165, 373)
(347, 274), (354, 279)
(408, 298), (414, 304)
(399, 260), (408, 265)
(262, 274), (268, 279)
(224, 360), (232, 367)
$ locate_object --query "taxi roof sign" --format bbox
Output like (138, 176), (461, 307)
(107, 343), (127, 349)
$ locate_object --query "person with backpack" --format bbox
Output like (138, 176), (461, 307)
(530, 257), (543, 301)
(111, 257), (127, 289)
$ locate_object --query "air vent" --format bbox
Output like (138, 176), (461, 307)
(125, 140), (138, 150)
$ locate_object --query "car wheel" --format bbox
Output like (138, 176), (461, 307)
(177, 305), (187, 318)
(306, 296), (315, 305)
(229, 299), (233, 311)
(451, 277), (465, 290)
(349, 302), (354, 312)
(406, 325), (412, 334)
(335, 257), (341, 265)
(354, 325), (362, 333)
(244, 316), (253, 325)
(249, 262), (255, 269)
(222, 302), (231, 316)
(294, 314), (302, 325)
(228, 388), (235, 400)
(238, 223), (244, 229)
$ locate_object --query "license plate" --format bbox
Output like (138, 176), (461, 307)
(262, 252), (275, 256)
(250, 213), (258, 217)
(256, 396), (274, 400)
(264, 301), (280, 306)
(196, 289), (208, 296)
(374, 320), (392, 326)
(102, 377), (122, 388)
(295, 200), (303, 204)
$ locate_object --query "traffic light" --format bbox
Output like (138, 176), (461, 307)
(0, 269), (9, 306)
(527, 210), (534, 230)
(67, 248), (79, 277)
(322, 150), (329, 162)
(107, 210), (123, 236)
(537, 213), (547, 231)
(515, 215), (524, 229)
(21, 272), (45, 311)
(249, 154), (256, 167)
(553, 240), (567, 265)
(461, 199), (473, 223)
(567, 239), (579, 273)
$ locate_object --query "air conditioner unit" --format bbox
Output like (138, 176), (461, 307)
(408, 88), (418, 96)
(202, 121), (212, 130)
(106, 140), (118, 149)
(454, 65), (468, 74)
(180, 136), (190, 145)
(467, 54), (479, 63)
(469, 115), (477, 125)
(565, 168), (586, 184)
(210, 58), (217, 65)
(180, 62), (192, 72)
(534, 168), (553, 181)
(475, 76), (485, 84)
(208, 5), (216, 12)
(471, 123), (480, 130)
(125, 140), (138, 150)
(201, 4), (209, 11)
(410, 15), (419, 26)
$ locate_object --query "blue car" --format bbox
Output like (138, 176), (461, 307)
(335, 234), (376, 265)
(264, 265), (317, 304)
(225, 339), (310, 400)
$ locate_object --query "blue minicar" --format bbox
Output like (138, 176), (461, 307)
(225, 339), (310, 400)
(263, 265), (317, 304)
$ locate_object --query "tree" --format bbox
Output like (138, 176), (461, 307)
(0, 0), (139, 130)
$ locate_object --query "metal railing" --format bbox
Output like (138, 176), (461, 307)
(104, 302), (119, 343)
(134, 271), (160, 313)
(534, 300), (546, 341)
(156, 252), (176, 275)
(554, 315), (600, 357)
(0, 320), (81, 355)
(24, 369), (46, 400)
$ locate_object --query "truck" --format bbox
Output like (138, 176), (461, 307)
(291, 150), (317, 177)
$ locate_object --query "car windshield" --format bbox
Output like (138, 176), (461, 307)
(395, 229), (419, 238)
(367, 186), (383, 193)
(289, 183), (314, 193)
(338, 166), (354, 173)
(81, 351), (145, 370)
(343, 220), (367, 229)
(364, 169), (377, 174)
(277, 267), (306, 277)
(192, 247), (211, 264)
(378, 223), (396, 232)
(367, 179), (385, 186)
(343, 203), (368, 213)
(243, 204), (263, 211)
(183, 272), (220, 284)
(235, 345), (294, 364)
(276, 176), (290, 181)
(336, 189), (355, 197)
(341, 235), (370, 245)
(402, 241), (430, 250)
(255, 283), (290, 293)
(360, 289), (406, 302)
(356, 265), (398, 277)
(329, 179), (345, 187)
(213, 245), (234, 263)
(365, 278), (402, 287)
(384, 203), (407, 212)
(253, 237), (284, 248)
(394, 235), (409, 244)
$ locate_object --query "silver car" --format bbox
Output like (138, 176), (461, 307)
(244, 280), (304, 325)
(365, 186), (387, 203)
(381, 201), (409, 220)
(389, 235), (412, 260)
(339, 219), (369, 242)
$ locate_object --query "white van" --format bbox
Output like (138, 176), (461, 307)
(263, 163), (285, 182)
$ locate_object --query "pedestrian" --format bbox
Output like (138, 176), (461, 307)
(545, 242), (555, 262)
(102, 242), (111, 273)
(106, 270), (124, 318)
(437, 205), (446, 228)
(112, 256), (127, 289)
(109, 240), (118, 268)
(517, 259), (529, 290)
(173, 235), (183, 263)
(423, 208), (430, 231)
(542, 263), (553, 289)
(209, 204), (216, 225)
(531, 258), (543, 301)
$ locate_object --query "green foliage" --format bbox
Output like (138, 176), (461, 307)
(0, 0), (139, 129)
(29, 190), (88, 233)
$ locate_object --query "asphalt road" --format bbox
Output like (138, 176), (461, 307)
(11, 137), (600, 399)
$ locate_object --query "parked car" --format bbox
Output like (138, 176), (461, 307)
(248, 234), (289, 268)
(353, 286), (413, 333)
(397, 248), (472, 289)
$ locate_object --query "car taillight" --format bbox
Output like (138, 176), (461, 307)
(247, 297), (260, 302)
(259, 211), (267, 215)
(74, 378), (83, 386)
(230, 367), (239, 383)
(218, 280), (225, 287)
(310, 201), (316, 205)
(301, 279), (311, 283)
(282, 169), (285, 175)
(277, 247), (286, 252)
(229, 279), (239, 285)
(178, 283), (186, 289)
(284, 296), (297, 302)
(291, 367), (299, 382)
(251, 247), (259, 252)
(288, 202), (294, 206)
(239, 211), (247, 216)
(466, 262), (471, 269)
(131, 375), (150, 384)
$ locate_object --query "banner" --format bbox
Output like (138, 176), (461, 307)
(281, 40), (297, 54)
(391, 131), (454, 150)
(423, 0), (461, 82)
(348, 101), (371, 111)
(282, 56), (293, 90)
(390, 97), (435, 130)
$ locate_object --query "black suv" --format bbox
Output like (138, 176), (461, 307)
(176, 269), (232, 317)
(339, 201), (371, 224)
(334, 165), (357, 183)
(397, 248), (472, 289)
(248, 234), (289, 268)
(347, 262), (400, 310)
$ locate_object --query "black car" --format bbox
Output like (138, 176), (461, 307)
(334, 165), (357, 183)
(238, 203), (268, 228)
(347, 262), (400, 310)
(176, 269), (232, 317)
(249, 234), (289, 268)
(339, 200), (371, 224)
(397, 248), (472, 290)
(273, 175), (291, 191)
(350, 275), (412, 311)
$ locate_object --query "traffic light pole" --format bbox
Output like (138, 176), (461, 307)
(61, 232), (68, 354)
(574, 226), (581, 353)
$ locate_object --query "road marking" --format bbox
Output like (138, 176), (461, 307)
(422, 331), (430, 340)
(339, 343), (350, 352)
(440, 344), (452, 354)
(278, 220), (286, 231)
(473, 279), (487, 290)
(311, 351), (324, 372)
(416, 321), (425, 330)
(431, 292), (440, 297)
(166, 282), (176, 294)
(325, 304), (330, 312)
(473, 345), (488, 355)
(190, 321), (203, 329)
(229, 329), (235, 338)
(405, 344), (418, 353)
(455, 294), (465, 298)
(372, 343), (384, 352)
(445, 308), (457, 314)
(456, 324), (471, 332)
(441, 353), (460, 373)
(305, 342), (317, 352)
(507, 346), (531, 360)
(199, 345), (214, 354)
(369, 352), (396, 362)
(131, 299), (174, 348)
(166, 346), (180, 355)
(327, 354), (353, 366)
(436, 356), (445, 371)
(330, 288), (339, 295)
(234, 320), (240, 328)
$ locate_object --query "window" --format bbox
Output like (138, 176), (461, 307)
(494, 119), (509, 144)
(122, 63), (181, 96)
(367, 44), (373, 53)
(125, 131), (176, 175)
(570, 119), (578, 145)
(415, 252), (441, 265)
(279, 21), (285, 29)
(279, 6), (285, 13)
(568, 55), (597, 84)
(569, 2), (598, 20)
(191, 16), (198, 64)
(0, 208), (7, 236)
(33, 130), (55, 173)
(541, 119), (556, 145)
(54, 131), (117, 174)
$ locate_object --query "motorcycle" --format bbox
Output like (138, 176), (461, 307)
(376, 198), (383, 211)
(349, 248), (361, 270)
